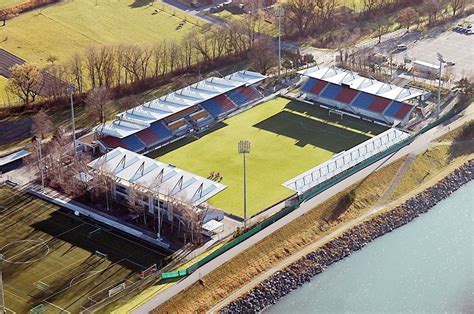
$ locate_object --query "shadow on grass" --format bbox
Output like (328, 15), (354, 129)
(253, 110), (374, 153)
(448, 121), (474, 161)
(30, 210), (169, 272)
(129, 0), (154, 8)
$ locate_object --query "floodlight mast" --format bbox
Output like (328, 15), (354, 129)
(238, 140), (250, 229)
(67, 86), (77, 156)
(437, 52), (445, 118)
(275, 6), (285, 79)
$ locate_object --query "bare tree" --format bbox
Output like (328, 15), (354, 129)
(450, 0), (465, 16)
(68, 53), (84, 93)
(375, 15), (390, 43)
(284, 0), (318, 36)
(0, 7), (19, 26)
(397, 7), (419, 31)
(85, 86), (111, 124)
(248, 37), (277, 74)
(6, 63), (43, 105)
(32, 109), (53, 139)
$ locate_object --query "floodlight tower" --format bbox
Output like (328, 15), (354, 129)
(437, 52), (445, 118)
(275, 6), (285, 79)
(32, 136), (45, 192)
(67, 86), (77, 156)
(238, 140), (250, 229)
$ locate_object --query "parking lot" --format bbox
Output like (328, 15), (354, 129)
(392, 14), (474, 79)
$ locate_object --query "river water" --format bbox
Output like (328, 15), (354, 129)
(268, 181), (474, 313)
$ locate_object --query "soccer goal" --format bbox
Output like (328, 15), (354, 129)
(329, 109), (344, 119)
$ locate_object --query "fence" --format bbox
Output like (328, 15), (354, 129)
(159, 108), (459, 280)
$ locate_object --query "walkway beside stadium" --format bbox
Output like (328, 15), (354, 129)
(131, 102), (473, 313)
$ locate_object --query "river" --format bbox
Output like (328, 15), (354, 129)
(268, 180), (474, 313)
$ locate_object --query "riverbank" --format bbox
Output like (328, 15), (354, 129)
(222, 159), (474, 312)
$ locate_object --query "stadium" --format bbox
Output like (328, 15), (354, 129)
(77, 66), (426, 237)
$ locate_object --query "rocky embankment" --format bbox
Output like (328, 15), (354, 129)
(222, 160), (474, 313)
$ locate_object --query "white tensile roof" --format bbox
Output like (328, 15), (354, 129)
(283, 128), (411, 194)
(299, 66), (425, 102)
(88, 147), (226, 207)
(96, 70), (266, 138)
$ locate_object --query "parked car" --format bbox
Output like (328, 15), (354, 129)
(446, 61), (455, 66)
(394, 44), (408, 52)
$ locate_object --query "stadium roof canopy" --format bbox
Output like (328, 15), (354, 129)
(96, 70), (266, 138)
(298, 66), (424, 102)
(88, 147), (226, 207)
(283, 128), (411, 194)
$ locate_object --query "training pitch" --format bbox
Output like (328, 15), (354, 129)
(156, 97), (387, 217)
(0, 186), (167, 313)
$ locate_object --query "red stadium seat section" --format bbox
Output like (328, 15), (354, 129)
(368, 97), (392, 113)
(335, 87), (359, 104)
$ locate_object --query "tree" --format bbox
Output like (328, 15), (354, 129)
(450, 0), (465, 17)
(0, 7), (18, 26)
(453, 77), (473, 96)
(7, 63), (43, 105)
(282, 59), (293, 74)
(85, 86), (111, 124)
(375, 15), (390, 43)
(397, 7), (419, 32)
(32, 109), (53, 139)
(248, 37), (277, 74)
(284, 0), (318, 37)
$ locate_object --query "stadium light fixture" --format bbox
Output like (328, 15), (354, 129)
(238, 140), (250, 229)
(275, 6), (285, 79)
(67, 86), (77, 156)
(436, 53), (445, 118)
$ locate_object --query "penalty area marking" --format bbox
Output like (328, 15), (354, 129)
(0, 239), (50, 264)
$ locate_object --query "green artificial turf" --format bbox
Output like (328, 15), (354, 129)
(0, 186), (167, 313)
(156, 98), (387, 217)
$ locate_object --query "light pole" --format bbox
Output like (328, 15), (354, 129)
(437, 52), (445, 118)
(238, 140), (250, 229)
(275, 6), (284, 79)
(67, 86), (77, 156)
(33, 136), (45, 192)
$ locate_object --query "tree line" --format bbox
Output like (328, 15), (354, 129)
(4, 16), (277, 114)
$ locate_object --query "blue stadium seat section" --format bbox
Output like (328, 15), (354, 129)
(319, 83), (343, 100)
(226, 88), (249, 107)
(383, 101), (404, 118)
(352, 92), (375, 110)
(149, 122), (173, 142)
(200, 96), (236, 118)
(301, 79), (317, 93)
(122, 135), (146, 152)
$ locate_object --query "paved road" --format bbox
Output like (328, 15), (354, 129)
(131, 103), (473, 313)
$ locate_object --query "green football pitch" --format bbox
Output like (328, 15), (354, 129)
(0, 186), (167, 314)
(155, 98), (387, 217)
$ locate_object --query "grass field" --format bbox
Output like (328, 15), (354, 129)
(155, 98), (387, 217)
(0, 0), (21, 8)
(0, 0), (200, 66)
(0, 186), (168, 313)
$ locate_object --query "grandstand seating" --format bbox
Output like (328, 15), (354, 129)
(136, 128), (160, 147)
(351, 92), (376, 110)
(320, 83), (343, 100)
(100, 136), (125, 150)
(200, 95), (237, 118)
(301, 78), (328, 95)
(335, 87), (359, 104)
(122, 135), (146, 152)
(164, 106), (198, 123)
(149, 122), (173, 142)
(225, 86), (262, 107)
(368, 96), (392, 113)
(384, 101), (413, 120)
